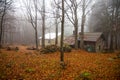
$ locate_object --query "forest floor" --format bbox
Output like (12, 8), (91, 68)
(0, 46), (120, 80)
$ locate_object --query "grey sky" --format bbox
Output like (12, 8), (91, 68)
(13, 0), (95, 36)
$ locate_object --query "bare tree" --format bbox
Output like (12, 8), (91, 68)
(60, 0), (65, 68)
(55, 1), (60, 46)
(65, 0), (82, 49)
(23, 0), (39, 49)
(80, 0), (85, 49)
(34, 0), (38, 49)
(41, 0), (45, 48)
(53, 0), (61, 46)
(0, 0), (6, 48)
(53, 0), (92, 50)
(0, 0), (13, 48)
(80, 0), (92, 49)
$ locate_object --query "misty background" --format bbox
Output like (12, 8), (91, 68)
(0, 0), (120, 49)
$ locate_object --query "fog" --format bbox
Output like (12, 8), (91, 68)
(1, 0), (120, 49)
(13, 0), (94, 36)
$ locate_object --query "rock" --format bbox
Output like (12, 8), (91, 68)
(26, 47), (36, 50)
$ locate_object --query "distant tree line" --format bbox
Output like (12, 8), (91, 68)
(0, 0), (14, 48)
(88, 0), (120, 51)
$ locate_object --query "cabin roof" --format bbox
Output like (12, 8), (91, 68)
(64, 32), (102, 45)
(83, 32), (102, 41)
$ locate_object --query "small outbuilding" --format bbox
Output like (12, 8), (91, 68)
(39, 32), (61, 46)
(64, 32), (105, 52)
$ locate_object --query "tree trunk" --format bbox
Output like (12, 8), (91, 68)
(74, 7), (78, 49)
(60, 0), (65, 68)
(55, 20), (58, 46)
(109, 33), (113, 51)
(80, 0), (85, 49)
(35, 28), (38, 49)
(0, 0), (6, 48)
(0, 15), (4, 48)
(74, 24), (78, 49)
(42, 0), (45, 48)
(35, 0), (38, 50)
(55, 8), (59, 46)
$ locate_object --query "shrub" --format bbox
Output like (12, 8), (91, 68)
(15, 47), (19, 51)
(63, 44), (72, 52)
(40, 45), (59, 54)
(40, 44), (72, 54)
(6, 47), (11, 51)
(6, 46), (19, 51)
(75, 72), (91, 80)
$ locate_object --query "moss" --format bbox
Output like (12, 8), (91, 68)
(25, 68), (36, 73)
(63, 44), (72, 52)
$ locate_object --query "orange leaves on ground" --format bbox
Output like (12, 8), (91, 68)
(0, 47), (120, 80)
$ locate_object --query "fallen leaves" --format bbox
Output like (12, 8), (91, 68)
(0, 47), (120, 80)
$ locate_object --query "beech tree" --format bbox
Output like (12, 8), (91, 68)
(53, 0), (65, 67)
(0, 0), (13, 48)
(23, 0), (39, 49)
(60, 0), (65, 68)
(80, 0), (92, 49)
(64, 0), (92, 49)
(41, 0), (45, 48)
(54, 0), (60, 46)
(65, 0), (81, 49)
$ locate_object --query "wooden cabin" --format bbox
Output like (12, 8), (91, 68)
(64, 32), (105, 52)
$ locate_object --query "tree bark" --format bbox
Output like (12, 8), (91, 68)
(80, 0), (85, 49)
(74, 4), (78, 49)
(42, 0), (45, 48)
(60, 0), (65, 68)
(74, 24), (78, 49)
(0, 14), (4, 48)
(55, 8), (59, 46)
(64, 0), (79, 49)
(0, 0), (6, 48)
(35, 0), (38, 50)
